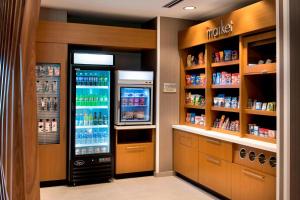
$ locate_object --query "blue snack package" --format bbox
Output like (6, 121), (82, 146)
(216, 73), (221, 85)
(195, 75), (200, 85)
(191, 75), (196, 85)
(190, 113), (196, 124)
(212, 73), (217, 85)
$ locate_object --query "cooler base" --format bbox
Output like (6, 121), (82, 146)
(69, 156), (113, 186)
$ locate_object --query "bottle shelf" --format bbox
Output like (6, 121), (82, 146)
(185, 85), (206, 89)
(185, 105), (205, 109)
(211, 60), (239, 67)
(211, 106), (240, 113)
(76, 85), (109, 89)
(211, 84), (240, 89)
(76, 125), (109, 129)
(75, 143), (109, 148)
(76, 106), (108, 109)
(244, 133), (276, 144)
(185, 64), (206, 71)
(244, 109), (276, 117)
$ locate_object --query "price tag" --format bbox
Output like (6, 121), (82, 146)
(163, 83), (177, 93)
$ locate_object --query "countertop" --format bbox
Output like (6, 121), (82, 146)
(114, 125), (156, 130)
(172, 125), (277, 153)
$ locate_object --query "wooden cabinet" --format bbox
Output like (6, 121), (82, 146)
(115, 128), (154, 174)
(198, 136), (232, 162)
(116, 143), (154, 174)
(173, 130), (198, 182)
(232, 163), (276, 200)
(198, 153), (232, 198)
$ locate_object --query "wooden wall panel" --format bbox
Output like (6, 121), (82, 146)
(37, 42), (68, 182)
(37, 21), (157, 50)
(0, 0), (40, 199)
(179, 0), (276, 49)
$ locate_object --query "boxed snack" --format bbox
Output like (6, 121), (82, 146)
(198, 52), (205, 65)
(195, 75), (200, 85)
(224, 97), (232, 108)
(224, 50), (232, 61)
(232, 50), (238, 60)
(231, 97), (238, 109)
(216, 73), (221, 85)
(190, 113), (196, 124)
(186, 75), (191, 86)
(231, 73), (240, 85)
(219, 51), (224, 62)
(267, 102), (276, 111)
(218, 115), (226, 128)
(191, 75), (196, 85)
(195, 116), (201, 125)
(185, 92), (192, 105)
(212, 73), (217, 85)
(186, 113), (191, 123)
(200, 74), (206, 86)
(225, 73), (232, 85)
(262, 103), (267, 111)
(268, 130), (276, 139)
(214, 52), (220, 62)
(255, 102), (262, 110)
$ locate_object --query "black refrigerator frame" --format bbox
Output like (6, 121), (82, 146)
(68, 49), (115, 186)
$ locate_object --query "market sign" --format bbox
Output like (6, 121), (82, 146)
(207, 20), (233, 39)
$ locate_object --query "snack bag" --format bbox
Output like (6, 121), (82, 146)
(185, 75), (191, 86)
(224, 50), (232, 61)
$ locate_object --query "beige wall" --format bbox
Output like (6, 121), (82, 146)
(158, 17), (195, 173)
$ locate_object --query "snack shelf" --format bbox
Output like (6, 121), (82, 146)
(211, 60), (239, 67)
(185, 64), (206, 71)
(185, 85), (206, 89)
(211, 84), (240, 89)
(185, 105), (205, 110)
(211, 107), (240, 113)
(244, 63), (276, 75)
(210, 127), (240, 136)
(185, 123), (205, 129)
(244, 109), (276, 117)
(244, 133), (276, 144)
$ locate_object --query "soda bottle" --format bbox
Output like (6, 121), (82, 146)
(99, 75), (103, 86)
(94, 73), (98, 86)
(89, 72), (93, 86)
(103, 75), (108, 86)
(99, 95), (104, 106)
(98, 112), (102, 125)
(84, 113), (88, 126)
(93, 112), (98, 125)
(103, 94), (108, 106)
(89, 113), (93, 126)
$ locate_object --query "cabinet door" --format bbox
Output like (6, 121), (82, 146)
(232, 163), (276, 200)
(116, 142), (154, 174)
(173, 130), (198, 182)
(198, 152), (232, 198)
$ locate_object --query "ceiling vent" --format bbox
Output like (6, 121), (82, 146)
(163, 0), (184, 8)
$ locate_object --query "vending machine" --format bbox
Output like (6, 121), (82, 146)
(68, 50), (114, 185)
(115, 70), (154, 125)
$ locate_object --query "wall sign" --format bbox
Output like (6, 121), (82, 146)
(207, 20), (233, 39)
(163, 83), (177, 93)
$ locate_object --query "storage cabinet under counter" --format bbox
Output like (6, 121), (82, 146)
(173, 128), (276, 200)
(115, 126), (155, 175)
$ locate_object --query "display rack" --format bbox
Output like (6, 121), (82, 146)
(179, 30), (277, 144)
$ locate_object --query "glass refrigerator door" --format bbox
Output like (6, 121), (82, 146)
(74, 70), (110, 156)
(120, 87), (151, 123)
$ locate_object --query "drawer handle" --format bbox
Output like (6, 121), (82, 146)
(126, 146), (145, 151)
(206, 156), (221, 165)
(206, 138), (221, 145)
(242, 169), (265, 181)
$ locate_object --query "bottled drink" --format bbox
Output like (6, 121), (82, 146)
(99, 75), (103, 86)
(53, 81), (58, 92)
(89, 113), (93, 126)
(94, 73), (98, 85)
(103, 95), (108, 105)
(93, 112), (98, 125)
(103, 115), (107, 125)
(54, 67), (60, 76)
(83, 130), (88, 144)
(53, 97), (58, 111)
(89, 95), (93, 107)
(88, 73), (93, 86)
(79, 113), (83, 126)
(40, 98), (46, 111)
(46, 98), (51, 111)
(44, 119), (51, 132)
(103, 76), (108, 86)
(44, 81), (49, 92)
(99, 95), (104, 106)
(98, 112), (102, 125)
(48, 66), (53, 76)
(84, 113), (88, 126)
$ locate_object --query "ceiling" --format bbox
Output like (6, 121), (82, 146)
(41, 0), (259, 22)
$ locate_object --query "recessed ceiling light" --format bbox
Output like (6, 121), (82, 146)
(183, 6), (196, 10)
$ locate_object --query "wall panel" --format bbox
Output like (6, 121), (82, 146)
(0, 0), (40, 199)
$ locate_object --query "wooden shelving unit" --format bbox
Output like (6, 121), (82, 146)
(185, 105), (205, 109)
(185, 64), (206, 71)
(211, 107), (240, 113)
(211, 60), (239, 68)
(211, 84), (240, 89)
(185, 85), (206, 89)
(244, 109), (276, 116)
(179, 30), (277, 144)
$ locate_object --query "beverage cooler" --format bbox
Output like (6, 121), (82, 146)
(115, 70), (154, 125)
(68, 50), (114, 185)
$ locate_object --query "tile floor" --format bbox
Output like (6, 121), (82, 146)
(41, 176), (219, 200)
